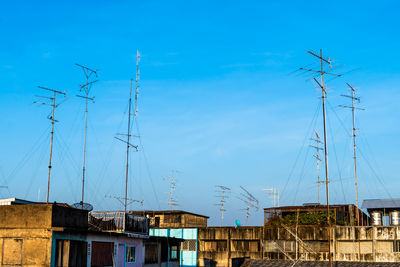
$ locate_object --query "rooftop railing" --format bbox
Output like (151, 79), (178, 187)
(89, 211), (149, 235)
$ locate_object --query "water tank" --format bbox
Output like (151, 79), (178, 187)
(371, 211), (382, 226)
(390, 211), (400, 226)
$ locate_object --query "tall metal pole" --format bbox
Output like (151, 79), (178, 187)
(340, 83), (364, 260)
(299, 50), (342, 266)
(82, 70), (88, 206)
(124, 79), (133, 214)
(76, 63), (97, 207)
(319, 49), (332, 267)
(350, 87), (359, 221)
(47, 91), (56, 204)
(35, 86), (66, 204)
(350, 86), (362, 261)
(317, 156), (320, 203)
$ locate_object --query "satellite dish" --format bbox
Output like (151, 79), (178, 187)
(235, 219), (241, 227)
(71, 202), (93, 212)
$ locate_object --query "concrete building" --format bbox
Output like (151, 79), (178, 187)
(131, 210), (208, 228)
(262, 201), (400, 264)
(131, 210), (209, 267)
(0, 201), (182, 267)
(0, 203), (88, 266)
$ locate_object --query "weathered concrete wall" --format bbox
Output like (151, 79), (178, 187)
(197, 227), (263, 267)
(0, 228), (52, 266)
(0, 204), (53, 228)
(0, 204), (88, 230)
(263, 225), (400, 263)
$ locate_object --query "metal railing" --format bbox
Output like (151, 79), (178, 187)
(89, 211), (149, 234)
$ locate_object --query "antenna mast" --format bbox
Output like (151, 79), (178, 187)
(340, 83), (364, 220)
(165, 170), (179, 209)
(215, 185), (231, 225)
(34, 86), (66, 203)
(115, 52), (141, 214)
(238, 186), (259, 226)
(76, 64), (97, 207)
(300, 50), (341, 267)
(310, 130), (323, 203)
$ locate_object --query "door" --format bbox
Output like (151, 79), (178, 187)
(117, 244), (125, 267)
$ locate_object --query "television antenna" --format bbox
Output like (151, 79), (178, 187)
(298, 49), (342, 267)
(105, 195), (144, 209)
(215, 185), (231, 226)
(165, 170), (179, 209)
(114, 51), (141, 214)
(340, 83), (364, 259)
(237, 186), (259, 226)
(310, 130), (323, 203)
(263, 188), (279, 207)
(34, 86), (66, 203)
(75, 63), (98, 209)
(339, 83), (364, 217)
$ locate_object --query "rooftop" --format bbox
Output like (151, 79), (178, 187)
(129, 210), (209, 218)
(0, 198), (39, 205)
(264, 203), (357, 211)
(361, 198), (400, 210)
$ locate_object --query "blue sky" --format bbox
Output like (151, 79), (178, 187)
(1, 1), (400, 226)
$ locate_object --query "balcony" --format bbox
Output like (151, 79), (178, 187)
(89, 211), (149, 236)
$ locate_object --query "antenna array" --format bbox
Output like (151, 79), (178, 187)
(75, 63), (98, 208)
(105, 195), (144, 209)
(298, 50), (341, 267)
(165, 170), (179, 209)
(310, 130), (324, 203)
(215, 185), (231, 226)
(114, 51), (141, 214)
(263, 188), (280, 207)
(340, 83), (364, 226)
(237, 186), (259, 226)
(34, 86), (66, 203)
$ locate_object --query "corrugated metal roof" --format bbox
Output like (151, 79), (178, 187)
(361, 198), (400, 209)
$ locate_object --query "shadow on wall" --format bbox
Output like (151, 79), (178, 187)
(203, 258), (217, 267)
(232, 257), (249, 267)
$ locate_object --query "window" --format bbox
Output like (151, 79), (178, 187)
(203, 240), (227, 252)
(394, 241), (400, 252)
(126, 246), (136, 263)
(232, 240), (259, 252)
(163, 215), (181, 224)
(170, 245), (178, 260)
(181, 240), (197, 251)
(3, 238), (23, 266)
(155, 217), (160, 227)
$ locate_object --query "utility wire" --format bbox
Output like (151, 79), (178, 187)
(280, 100), (321, 203)
(135, 119), (161, 209)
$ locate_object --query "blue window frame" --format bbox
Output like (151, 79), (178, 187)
(126, 246), (136, 263)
